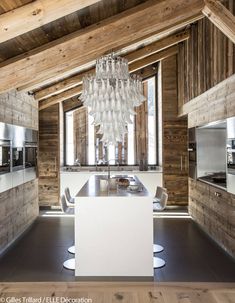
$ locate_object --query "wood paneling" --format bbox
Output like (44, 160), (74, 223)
(189, 178), (235, 258)
(178, 0), (235, 107)
(0, 281), (235, 302)
(180, 73), (235, 127)
(0, 0), (102, 43)
(38, 104), (60, 207)
(0, 0), (147, 62)
(161, 55), (188, 205)
(0, 0), (203, 93)
(73, 107), (88, 165)
(0, 179), (38, 255)
(0, 90), (38, 129)
(203, 0), (235, 44)
(35, 31), (188, 102)
(135, 82), (148, 166)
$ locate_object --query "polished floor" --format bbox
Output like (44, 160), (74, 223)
(0, 210), (234, 282)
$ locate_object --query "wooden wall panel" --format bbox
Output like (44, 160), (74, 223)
(161, 55), (188, 205)
(189, 178), (235, 258)
(0, 89), (38, 255)
(178, 0), (235, 107)
(181, 74), (235, 127)
(38, 104), (60, 207)
(0, 89), (38, 129)
(0, 179), (39, 255)
(73, 107), (88, 165)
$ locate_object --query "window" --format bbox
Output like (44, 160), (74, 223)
(65, 76), (158, 166)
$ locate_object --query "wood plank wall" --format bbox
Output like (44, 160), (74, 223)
(161, 55), (188, 205)
(178, 0), (235, 109)
(135, 82), (148, 165)
(0, 179), (39, 255)
(0, 90), (38, 255)
(38, 104), (60, 207)
(73, 106), (88, 165)
(189, 178), (235, 257)
(0, 90), (38, 129)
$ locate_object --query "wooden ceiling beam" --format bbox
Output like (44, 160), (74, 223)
(0, 0), (204, 93)
(203, 0), (235, 43)
(39, 45), (178, 111)
(35, 30), (189, 101)
(0, 0), (102, 43)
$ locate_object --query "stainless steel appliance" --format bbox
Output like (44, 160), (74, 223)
(0, 139), (11, 174)
(24, 142), (37, 182)
(12, 147), (24, 171)
(227, 117), (235, 194)
(24, 142), (37, 168)
(188, 127), (197, 179)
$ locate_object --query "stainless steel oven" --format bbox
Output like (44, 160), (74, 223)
(24, 142), (37, 182)
(0, 139), (11, 174)
(188, 127), (197, 179)
(227, 117), (235, 194)
(24, 142), (37, 168)
(12, 147), (24, 171)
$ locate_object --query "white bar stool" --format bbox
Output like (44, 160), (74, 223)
(60, 195), (75, 270)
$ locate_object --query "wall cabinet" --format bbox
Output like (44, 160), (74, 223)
(189, 178), (235, 258)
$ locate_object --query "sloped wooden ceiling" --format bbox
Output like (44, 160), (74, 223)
(0, 0), (148, 63)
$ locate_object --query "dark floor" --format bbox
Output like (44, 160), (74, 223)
(0, 210), (234, 282)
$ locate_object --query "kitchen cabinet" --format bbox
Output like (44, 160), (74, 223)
(189, 178), (235, 258)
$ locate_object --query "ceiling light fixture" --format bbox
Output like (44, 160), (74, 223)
(80, 53), (145, 144)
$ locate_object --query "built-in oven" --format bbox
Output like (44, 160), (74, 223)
(227, 117), (235, 194)
(188, 127), (197, 179)
(12, 147), (24, 171)
(24, 142), (37, 182)
(24, 142), (37, 168)
(0, 139), (11, 174)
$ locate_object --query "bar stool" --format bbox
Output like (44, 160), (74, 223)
(64, 188), (75, 254)
(60, 195), (75, 270)
(153, 191), (168, 269)
(65, 187), (75, 206)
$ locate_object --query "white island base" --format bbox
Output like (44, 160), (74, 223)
(75, 175), (154, 279)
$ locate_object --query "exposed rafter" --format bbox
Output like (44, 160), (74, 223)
(203, 0), (235, 43)
(0, 0), (101, 43)
(39, 45), (178, 111)
(0, 0), (204, 93)
(35, 31), (190, 101)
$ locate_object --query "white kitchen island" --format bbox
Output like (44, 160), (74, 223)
(75, 175), (154, 279)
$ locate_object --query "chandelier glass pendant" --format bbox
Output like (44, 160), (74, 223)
(80, 53), (145, 144)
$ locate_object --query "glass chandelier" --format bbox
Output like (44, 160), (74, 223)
(80, 53), (145, 144)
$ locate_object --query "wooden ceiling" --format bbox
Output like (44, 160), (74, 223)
(0, 0), (234, 111)
(0, 0), (148, 63)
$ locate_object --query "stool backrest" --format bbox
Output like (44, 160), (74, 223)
(155, 186), (167, 199)
(65, 187), (72, 202)
(61, 195), (68, 213)
(160, 192), (168, 210)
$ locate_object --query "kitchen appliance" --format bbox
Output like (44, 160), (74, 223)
(24, 142), (37, 168)
(188, 127), (197, 179)
(227, 117), (235, 194)
(24, 142), (37, 182)
(0, 139), (11, 175)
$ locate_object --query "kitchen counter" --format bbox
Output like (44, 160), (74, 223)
(77, 174), (150, 197)
(74, 174), (153, 278)
(61, 169), (162, 197)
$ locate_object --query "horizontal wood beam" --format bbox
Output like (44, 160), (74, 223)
(0, 0), (101, 43)
(35, 31), (189, 101)
(39, 85), (82, 111)
(39, 45), (178, 111)
(203, 0), (235, 43)
(0, 0), (204, 93)
(179, 73), (235, 117)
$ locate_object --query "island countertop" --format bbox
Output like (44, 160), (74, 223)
(76, 174), (151, 197)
